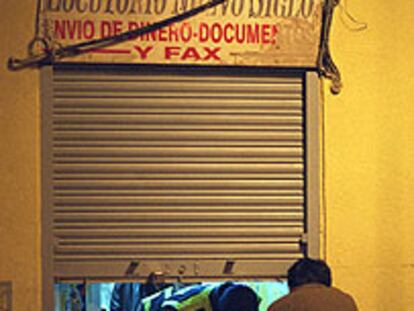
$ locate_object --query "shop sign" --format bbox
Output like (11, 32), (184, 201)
(41, 0), (324, 67)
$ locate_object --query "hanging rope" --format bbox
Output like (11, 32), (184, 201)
(8, 0), (225, 70)
(27, 0), (52, 57)
(318, 0), (342, 95)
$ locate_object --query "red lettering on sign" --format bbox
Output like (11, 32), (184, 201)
(113, 20), (123, 36)
(203, 47), (220, 60)
(133, 46), (153, 59)
(198, 22), (278, 45)
(54, 19), (95, 40)
(100, 20), (123, 38)
(165, 46), (181, 60)
(181, 47), (201, 61)
(164, 46), (221, 61)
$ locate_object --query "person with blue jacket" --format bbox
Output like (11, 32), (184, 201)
(138, 281), (260, 311)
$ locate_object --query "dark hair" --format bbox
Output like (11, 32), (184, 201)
(287, 258), (332, 290)
(215, 283), (259, 311)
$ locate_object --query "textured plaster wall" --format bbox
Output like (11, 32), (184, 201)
(0, 0), (41, 310)
(0, 0), (413, 310)
(324, 0), (414, 310)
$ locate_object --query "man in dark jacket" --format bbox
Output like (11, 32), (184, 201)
(267, 258), (358, 311)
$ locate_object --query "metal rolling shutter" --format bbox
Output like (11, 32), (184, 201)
(43, 66), (311, 281)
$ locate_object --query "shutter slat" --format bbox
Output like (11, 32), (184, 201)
(54, 98), (302, 109)
(54, 141), (301, 147)
(54, 163), (303, 173)
(59, 237), (299, 245)
(54, 211), (303, 221)
(53, 81), (302, 95)
(54, 205), (304, 213)
(53, 115), (302, 125)
(53, 73), (302, 82)
(54, 197), (304, 205)
(55, 244), (301, 255)
(54, 227), (303, 237)
(54, 131), (302, 142)
(53, 147), (302, 157)
(54, 253), (302, 261)
(54, 92), (302, 100)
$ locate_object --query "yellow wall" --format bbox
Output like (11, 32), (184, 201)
(0, 0), (413, 310)
(325, 1), (414, 310)
(0, 1), (41, 310)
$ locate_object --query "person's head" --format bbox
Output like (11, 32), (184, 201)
(216, 283), (260, 311)
(287, 258), (332, 291)
(142, 272), (169, 296)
